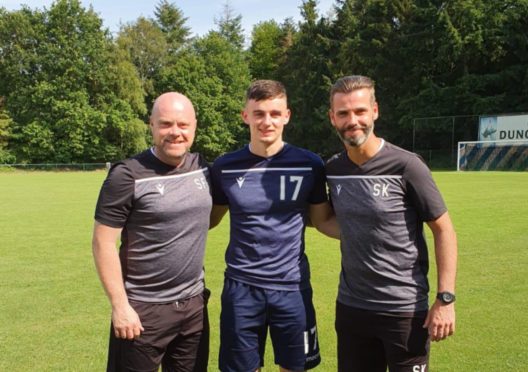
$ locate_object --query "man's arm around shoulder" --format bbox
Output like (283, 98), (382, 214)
(209, 204), (228, 229)
(92, 221), (143, 340)
(309, 202), (340, 239)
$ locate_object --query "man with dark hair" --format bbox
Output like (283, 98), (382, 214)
(210, 80), (338, 372)
(326, 75), (457, 372)
(92, 92), (211, 372)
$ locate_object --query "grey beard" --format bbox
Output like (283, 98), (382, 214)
(337, 124), (373, 147)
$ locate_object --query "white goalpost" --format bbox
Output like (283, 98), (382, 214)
(457, 140), (528, 171)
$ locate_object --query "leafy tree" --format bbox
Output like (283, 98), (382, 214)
(278, 0), (340, 158)
(119, 2), (193, 115)
(249, 20), (284, 80)
(157, 28), (251, 160)
(279, 17), (298, 51)
(0, 0), (146, 163)
(327, 0), (527, 152)
(154, 0), (191, 53)
(0, 104), (15, 163)
(196, 30), (251, 154)
(329, 0), (410, 143)
(396, 0), (528, 127)
(157, 49), (233, 159)
(215, 1), (245, 49)
(455, 0), (528, 114)
(116, 17), (167, 105)
(1, 0), (526, 165)
(107, 48), (147, 118)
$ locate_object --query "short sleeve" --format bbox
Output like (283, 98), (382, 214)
(308, 156), (328, 204)
(403, 155), (447, 222)
(210, 160), (229, 205)
(94, 162), (135, 228)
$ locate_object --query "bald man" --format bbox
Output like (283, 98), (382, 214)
(93, 92), (212, 372)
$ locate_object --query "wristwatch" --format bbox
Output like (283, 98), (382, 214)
(436, 291), (456, 304)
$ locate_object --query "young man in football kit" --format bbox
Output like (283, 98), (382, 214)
(326, 75), (457, 372)
(92, 92), (211, 372)
(210, 80), (338, 372)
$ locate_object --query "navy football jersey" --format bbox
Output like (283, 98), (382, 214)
(211, 144), (327, 290)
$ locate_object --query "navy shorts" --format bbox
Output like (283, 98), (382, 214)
(219, 278), (321, 372)
(335, 301), (430, 372)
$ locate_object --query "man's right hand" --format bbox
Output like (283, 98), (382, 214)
(93, 222), (144, 340)
(112, 303), (144, 340)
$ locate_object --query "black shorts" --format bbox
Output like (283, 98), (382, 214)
(335, 301), (430, 372)
(107, 290), (210, 372)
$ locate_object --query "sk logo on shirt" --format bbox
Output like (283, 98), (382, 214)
(336, 184), (342, 196)
(236, 177), (245, 188)
(194, 177), (208, 190)
(372, 183), (390, 198)
(155, 183), (165, 195)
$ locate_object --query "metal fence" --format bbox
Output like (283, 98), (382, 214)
(412, 115), (480, 169)
(0, 163), (110, 171)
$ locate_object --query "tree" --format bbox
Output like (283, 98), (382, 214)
(154, 0), (191, 53)
(279, 17), (298, 52)
(202, 32), (251, 147)
(157, 28), (251, 160)
(215, 1), (245, 49)
(0, 103), (15, 163)
(116, 17), (167, 106)
(154, 0), (250, 159)
(119, 2), (193, 115)
(249, 20), (284, 79)
(396, 0), (528, 125)
(157, 49), (234, 159)
(278, 0), (340, 158)
(0, 0), (147, 163)
(327, 0), (528, 153)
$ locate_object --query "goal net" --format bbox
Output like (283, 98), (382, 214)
(457, 140), (528, 171)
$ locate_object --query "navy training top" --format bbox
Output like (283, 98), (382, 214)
(211, 144), (327, 290)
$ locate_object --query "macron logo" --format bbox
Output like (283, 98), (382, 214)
(236, 177), (245, 188)
(155, 183), (165, 195)
(336, 184), (342, 196)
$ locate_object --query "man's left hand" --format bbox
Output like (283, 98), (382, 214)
(423, 300), (455, 342)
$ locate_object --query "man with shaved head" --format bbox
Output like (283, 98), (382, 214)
(93, 92), (211, 371)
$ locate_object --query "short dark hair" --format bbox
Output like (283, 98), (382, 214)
(330, 75), (376, 107)
(246, 80), (287, 102)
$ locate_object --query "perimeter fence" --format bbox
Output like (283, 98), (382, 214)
(0, 163), (110, 171)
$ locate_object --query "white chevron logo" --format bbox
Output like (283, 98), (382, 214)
(336, 184), (342, 195)
(156, 183), (165, 195)
(236, 177), (245, 188)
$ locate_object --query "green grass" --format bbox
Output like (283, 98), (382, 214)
(0, 171), (526, 371)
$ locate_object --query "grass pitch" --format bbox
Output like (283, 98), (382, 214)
(0, 171), (526, 371)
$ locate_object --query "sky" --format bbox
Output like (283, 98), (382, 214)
(3, 0), (337, 37)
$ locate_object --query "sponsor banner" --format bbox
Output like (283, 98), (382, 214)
(479, 114), (528, 143)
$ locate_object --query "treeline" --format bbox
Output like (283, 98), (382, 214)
(1, 0), (527, 163)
